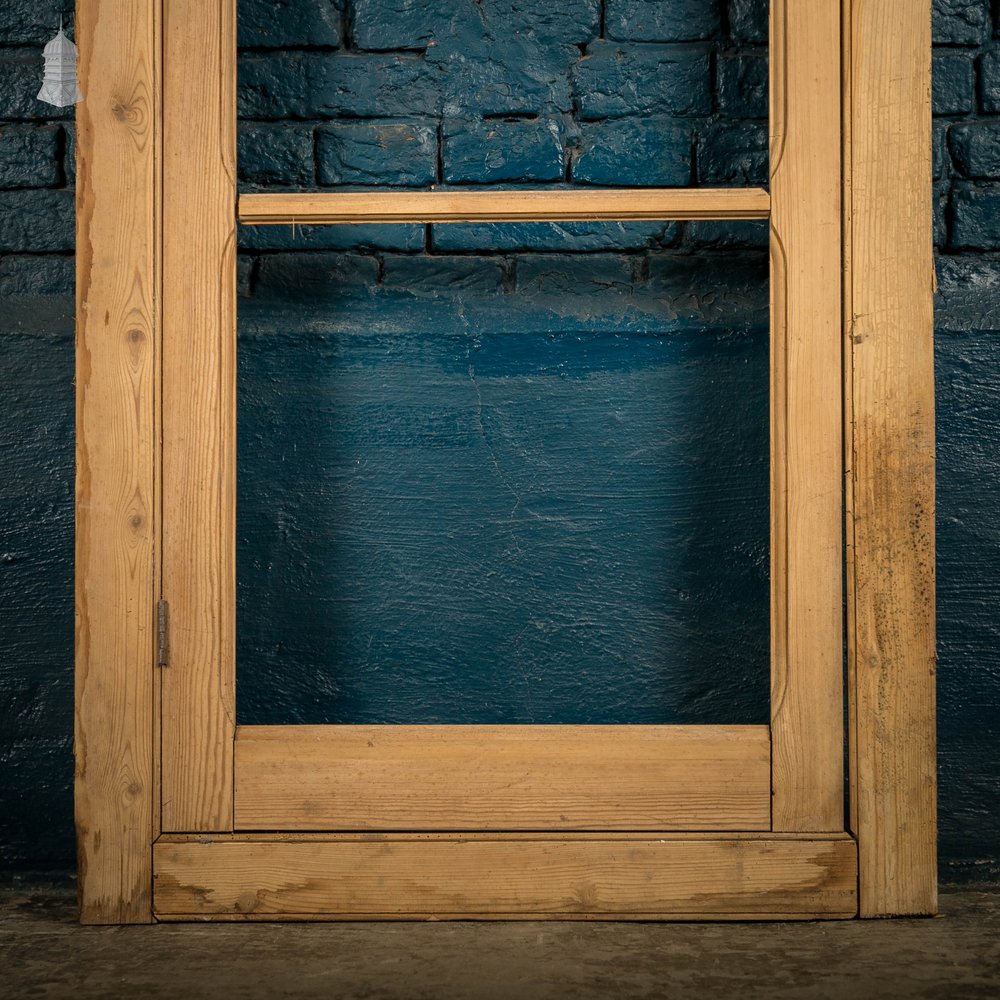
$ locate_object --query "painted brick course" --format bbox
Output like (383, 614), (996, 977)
(950, 122), (1000, 177)
(951, 183), (1000, 247)
(239, 0), (344, 48)
(717, 54), (768, 119)
(318, 120), (438, 186)
(0, 124), (60, 189)
(574, 117), (692, 185)
(0, 1), (74, 47)
(0, 190), (74, 251)
(572, 42), (711, 118)
(604, 0), (720, 42)
(729, 0), (767, 44)
(933, 0), (992, 44)
(934, 50), (977, 115)
(443, 119), (565, 183)
(0, 51), (71, 121)
(238, 124), (316, 187)
(980, 47), (1000, 113)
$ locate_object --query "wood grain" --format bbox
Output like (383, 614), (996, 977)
(74, 0), (158, 925)
(157, 831), (854, 842)
(153, 835), (858, 919)
(842, 0), (859, 839)
(846, 0), (937, 915)
(234, 725), (771, 831)
(238, 188), (771, 225)
(160, 0), (236, 831)
(156, 912), (855, 922)
(769, 0), (845, 831)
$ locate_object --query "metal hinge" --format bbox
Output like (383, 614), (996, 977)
(157, 598), (170, 666)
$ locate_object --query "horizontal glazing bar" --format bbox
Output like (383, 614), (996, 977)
(238, 188), (771, 225)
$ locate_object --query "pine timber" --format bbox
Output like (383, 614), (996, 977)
(153, 835), (859, 920)
(234, 725), (771, 831)
(238, 188), (771, 225)
(768, 0), (845, 832)
(845, 0), (938, 916)
(160, 0), (237, 831)
(75, 0), (159, 924)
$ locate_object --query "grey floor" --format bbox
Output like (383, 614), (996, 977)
(2, 881), (999, 999)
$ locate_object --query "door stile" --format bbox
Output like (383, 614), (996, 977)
(75, 0), (160, 923)
(845, 0), (937, 916)
(768, 0), (845, 832)
(159, 0), (237, 832)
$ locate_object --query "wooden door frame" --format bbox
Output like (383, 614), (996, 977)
(74, 0), (936, 922)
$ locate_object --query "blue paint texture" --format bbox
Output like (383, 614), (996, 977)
(237, 254), (770, 726)
(0, 0), (998, 883)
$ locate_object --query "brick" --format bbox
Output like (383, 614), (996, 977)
(431, 220), (676, 252)
(238, 222), (425, 252)
(935, 121), (951, 180)
(237, 255), (254, 297)
(605, 0), (720, 42)
(0, 254), (73, 297)
(573, 117), (691, 186)
(981, 48), (1000, 113)
(238, 124), (315, 187)
(572, 41), (711, 119)
(951, 183), (1000, 249)
(253, 253), (380, 301)
(319, 121), (438, 186)
(431, 35), (576, 116)
(697, 123), (768, 185)
(238, 0), (342, 48)
(504, 0), (602, 46)
(352, 0), (600, 51)
(444, 120), (564, 183)
(932, 51), (975, 115)
(239, 52), (440, 119)
(717, 54), (768, 119)
(935, 254), (1000, 328)
(932, 0), (990, 46)
(647, 252), (769, 325)
(63, 124), (75, 186)
(515, 254), (636, 294)
(951, 122), (1000, 178)
(0, 51), (72, 122)
(729, 0), (767, 45)
(685, 220), (769, 249)
(381, 255), (506, 294)
(0, 190), (74, 252)
(351, 0), (437, 49)
(935, 181), (949, 248)
(0, 125), (60, 189)
(0, 2), (74, 45)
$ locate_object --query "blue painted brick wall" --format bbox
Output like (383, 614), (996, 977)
(1, 1), (1000, 882)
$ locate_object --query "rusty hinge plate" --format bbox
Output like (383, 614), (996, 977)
(157, 598), (169, 666)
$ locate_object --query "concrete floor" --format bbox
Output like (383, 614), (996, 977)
(2, 881), (998, 1000)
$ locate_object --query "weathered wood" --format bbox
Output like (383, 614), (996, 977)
(153, 836), (858, 919)
(842, 0), (859, 839)
(160, 0), (237, 831)
(74, 0), (158, 924)
(238, 188), (771, 225)
(157, 831), (855, 842)
(156, 911), (856, 922)
(846, 0), (937, 915)
(234, 725), (772, 831)
(769, 0), (845, 831)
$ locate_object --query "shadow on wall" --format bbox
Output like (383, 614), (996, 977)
(235, 250), (771, 726)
